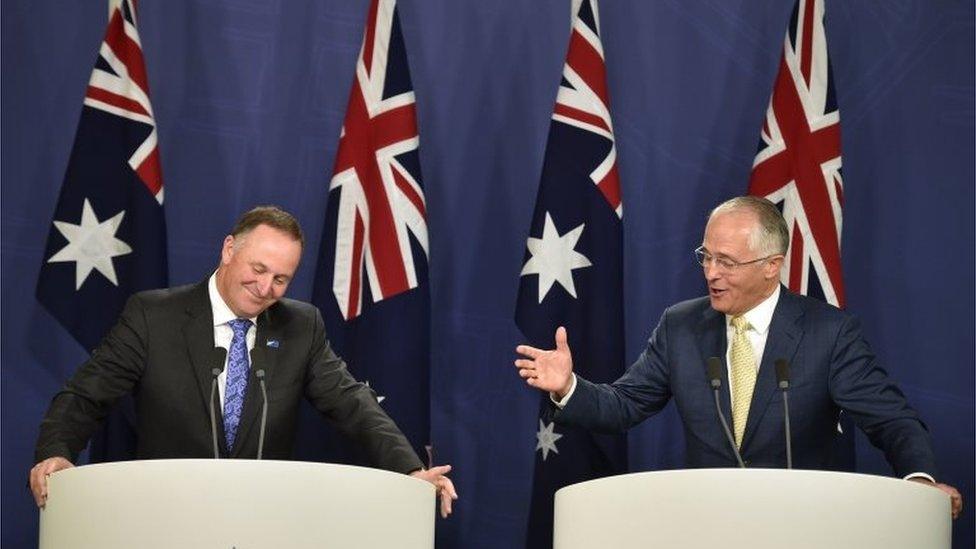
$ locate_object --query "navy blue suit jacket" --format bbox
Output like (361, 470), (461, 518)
(556, 289), (938, 477)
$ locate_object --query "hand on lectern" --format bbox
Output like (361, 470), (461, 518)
(410, 464), (458, 518)
(29, 456), (74, 508)
(515, 326), (575, 400)
(910, 477), (963, 519)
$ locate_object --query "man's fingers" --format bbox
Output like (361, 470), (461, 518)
(514, 359), (535, 371)
(29, 470), (47, 508)
(554, 326), (570, 352)
(443, 478), (458, 500)
(28, 457), (74, 509)
(436, 477), (457, 518)
(515, 345), (543, 359)
(930, 482), (963, 519)
(440, 492), (452, 518)
(427, 464), (451, 476)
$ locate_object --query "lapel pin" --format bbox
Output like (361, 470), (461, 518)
(266, 339), (280, 349)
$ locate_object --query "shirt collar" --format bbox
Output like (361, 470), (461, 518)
(726, 285), (780, 335)
(208, 271), (258, 327)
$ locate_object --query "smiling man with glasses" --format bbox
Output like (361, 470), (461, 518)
(515, 196), (962, 519)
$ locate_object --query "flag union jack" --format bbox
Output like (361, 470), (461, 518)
(551, 2), (622, 217)
(310, 0), (431, 464)
(85, 0), (164, 204)
(328, 0), (428, 320)
(749, 0), (844, 307)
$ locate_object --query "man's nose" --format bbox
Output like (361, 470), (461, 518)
(255, 275), (274, 297)
(703, 261), (721, 282)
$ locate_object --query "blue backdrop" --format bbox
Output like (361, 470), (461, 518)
(2, 1), (973, 547)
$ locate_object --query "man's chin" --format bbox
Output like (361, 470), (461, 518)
(709, 296), (730, 314)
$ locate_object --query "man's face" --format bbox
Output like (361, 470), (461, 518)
(701, 211), (782, 316)
(215, 224), (302, 318)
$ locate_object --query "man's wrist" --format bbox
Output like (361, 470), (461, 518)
(550, 374), (577, 408)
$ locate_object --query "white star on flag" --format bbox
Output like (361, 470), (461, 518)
(535, 419), (563, 461)
(520, 212), (592, 303)
(47, 198), (132, 290)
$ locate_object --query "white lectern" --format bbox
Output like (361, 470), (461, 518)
(39, 459), (435, 549)
(554, 469), (950, 549)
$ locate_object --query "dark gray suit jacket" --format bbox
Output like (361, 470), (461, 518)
(556, 289), (939, 477)
(35, 281), (423, 474)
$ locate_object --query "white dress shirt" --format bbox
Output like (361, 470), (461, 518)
(208, 273), (257, 408)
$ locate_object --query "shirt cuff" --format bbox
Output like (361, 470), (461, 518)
(904, 472), (936, 483)
(550, 374), (577, 409)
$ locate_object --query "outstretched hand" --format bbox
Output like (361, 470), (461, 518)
(515, 326), (574, 398)
(411, 464), (458, 518)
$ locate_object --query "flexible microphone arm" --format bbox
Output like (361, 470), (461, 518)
(255, 369), (269, 460)
(706, 357), (745, 468)
(775, 359), (793, 470)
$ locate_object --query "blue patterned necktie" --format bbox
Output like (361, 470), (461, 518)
(223, 318), (252, 451)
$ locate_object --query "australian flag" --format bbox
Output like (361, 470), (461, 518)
(310, 0), (430, 463)
(748, 0), (854, 470)
(36, 0), (167, 462)
(515, 1), (627, 546)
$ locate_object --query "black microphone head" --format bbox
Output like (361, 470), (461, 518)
(774, 359), (790, 389)
(706, 357), (723, 388)
(211, 347), (227, 378)
(213, 346), (228, 361)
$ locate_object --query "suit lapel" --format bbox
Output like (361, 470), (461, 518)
(182, 281), (228, 453)
(697, 305), (733, 451)
(231, 304), (282, 457)
(740, 289), (803, 452)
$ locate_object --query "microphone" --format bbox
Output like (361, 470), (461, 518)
(209, 347), (227, 459)
(255, 369), (269, 460)
(706, 357), (745, 468)
(774, 359), (793, 469)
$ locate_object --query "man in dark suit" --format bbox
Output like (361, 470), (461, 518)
(30, 206), (457, 516)
(515, 196), (961, 517)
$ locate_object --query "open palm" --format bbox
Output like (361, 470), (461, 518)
(515, 326), (574, 397)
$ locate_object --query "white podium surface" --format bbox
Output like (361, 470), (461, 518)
(39, 459), (435, 549)
(554, 469), (950, 549)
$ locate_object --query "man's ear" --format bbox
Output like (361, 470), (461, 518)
(220, 235), (235, 264)
(764, 255), (784, 280)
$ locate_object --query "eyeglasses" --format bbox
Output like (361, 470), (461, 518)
(694, 246), (780, 273)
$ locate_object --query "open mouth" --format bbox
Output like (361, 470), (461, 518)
(709, 287), (727, 298)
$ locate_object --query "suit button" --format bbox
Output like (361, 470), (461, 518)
(743, 460), (751, 466)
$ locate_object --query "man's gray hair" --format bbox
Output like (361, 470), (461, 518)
(709, 196), (789, 256)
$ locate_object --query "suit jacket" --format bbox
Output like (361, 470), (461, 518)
(556, 288), (939, 477)
(35, 281), (423, 474)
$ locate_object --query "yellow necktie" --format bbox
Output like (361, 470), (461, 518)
(730, 315), (756, 448)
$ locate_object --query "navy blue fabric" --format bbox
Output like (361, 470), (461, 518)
(2, 1), (972, 547)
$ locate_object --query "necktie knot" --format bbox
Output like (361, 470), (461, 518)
(731, 315), (750, 334)
(228, 318), (252, 337)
